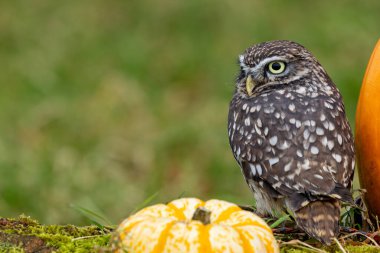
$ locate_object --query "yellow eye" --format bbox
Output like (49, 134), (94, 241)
(268, 61), (286, 74)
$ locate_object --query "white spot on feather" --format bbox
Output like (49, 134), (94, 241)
(278, 140), (290, 150)
(284, 162), (292, 172)
(337, 134), (343, 145)
(328, 122), (335, 131)
(321, 136), (328, 147)
(327, 140), (334, 150)
(303, 129), (310, 139)
(301, 159), (311, 170)
(288, 103), (296, 112)
(256, 164), (263, 176)
(296, 86), (306, 94)
(287, 173), (295, 180)
(257, 118), (262, 128)
(255, 124), (261, 135)
(264, 127), (269, 136)
(333, 153), (342, 163)
(244, 117), (250, 126)
(249, 163), (256, 176)
(324, 101), (333, 109)
(269, 136), (278, 146)
(236, 147), (241, 156)
(316, 127), (324, 135)
(310, 146), (319, 154)
(269, 157), (279, 166)
(234, 111), (238, 121)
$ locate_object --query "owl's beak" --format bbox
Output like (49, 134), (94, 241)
(246, 75), (256, 96)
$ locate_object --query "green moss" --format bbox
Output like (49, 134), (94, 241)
(0, 243), (24, 253)
(280, 243), (380, 253)
(345, 245), (380, 253)
(0, 215), (112, 252)
(280, 247), (306, 253)
(55, 235), (111, 252)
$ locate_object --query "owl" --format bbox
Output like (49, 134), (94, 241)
(228, 40), (355, 244)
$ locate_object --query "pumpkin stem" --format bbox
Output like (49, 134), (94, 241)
(192, 207), (211, 225)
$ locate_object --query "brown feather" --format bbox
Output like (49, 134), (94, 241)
(295, 200), (340, 245)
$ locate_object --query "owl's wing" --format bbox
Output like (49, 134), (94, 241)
(235, 94), (354, 205)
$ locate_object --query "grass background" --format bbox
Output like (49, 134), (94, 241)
(0, 0), (379, 225)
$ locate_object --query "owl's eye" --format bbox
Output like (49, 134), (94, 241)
(268, 61), (286, 74)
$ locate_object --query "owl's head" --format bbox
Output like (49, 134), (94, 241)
(236, 40), (324, 97)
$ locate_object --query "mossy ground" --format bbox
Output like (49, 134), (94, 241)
(276, 236), (380, 253)
(280, 245), (380, 253)
(1, 216), (379, 252)
(0, 216), (111, 252)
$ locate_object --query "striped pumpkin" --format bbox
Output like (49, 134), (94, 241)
(111, 198), (279, 253)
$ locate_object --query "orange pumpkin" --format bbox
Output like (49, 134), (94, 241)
(111, 198), (279, 253)
(355, 39), (380, 218)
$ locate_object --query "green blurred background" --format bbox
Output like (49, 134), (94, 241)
(0, 0), (379, 225)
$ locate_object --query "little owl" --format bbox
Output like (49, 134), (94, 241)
(228, 40), (355, 244)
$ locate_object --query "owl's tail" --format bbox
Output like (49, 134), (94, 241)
(294, 199), (340, 245)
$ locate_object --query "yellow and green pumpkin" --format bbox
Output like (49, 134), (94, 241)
(356, 39), (380, 218)
(111, 198), (279, 253)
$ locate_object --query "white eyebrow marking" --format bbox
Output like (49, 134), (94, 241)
(239, 54), (245, 64)
(239, 56), (288, 75)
